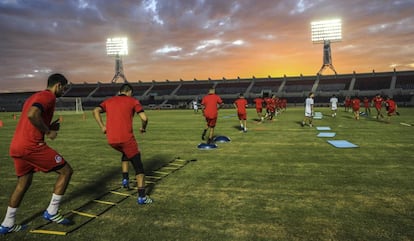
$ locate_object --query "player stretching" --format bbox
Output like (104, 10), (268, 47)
(1, 74), (73, 234)
(93, 83), (152, 205)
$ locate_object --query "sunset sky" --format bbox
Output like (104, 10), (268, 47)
(1, 0), (413, 92)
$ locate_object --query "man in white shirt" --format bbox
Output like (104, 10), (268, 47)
(302, 92), (314, 127)
(329, 94), (339, 117)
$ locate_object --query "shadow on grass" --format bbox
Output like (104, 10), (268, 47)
(20, 155), (174, 225)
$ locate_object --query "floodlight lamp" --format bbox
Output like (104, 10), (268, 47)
(106, 37), (128, 56)
(311, 19), (342, 43)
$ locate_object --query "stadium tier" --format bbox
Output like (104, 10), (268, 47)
(1, 70), (414, 111)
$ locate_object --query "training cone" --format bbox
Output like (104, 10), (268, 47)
(197, 143), (218, 150)
(213, 136), (231, 143)
(0, 120), (3, 128)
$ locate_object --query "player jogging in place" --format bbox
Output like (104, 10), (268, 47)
(233, 93), (248, 132)
(1, 73), (74, 235)
(201, 88), (223, 144)
(93, 83), (152, 205)
(301, 92), (314, 127)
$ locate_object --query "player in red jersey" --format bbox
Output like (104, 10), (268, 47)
(233, 93), (248, 132)
(201, 88), (223, 144)
(263, 95), (272, 120)
(384, 96), (398, 123)
(266, 95), (277, 120)
(363, 97), (371, 115)
(93, 83), (152, 205)
(351, 96), (361, 120)
(344, 96), (351, 112)
(372, 94), (384, 120)
(253, 96), (264, 121)
(1, 74), (73, 235)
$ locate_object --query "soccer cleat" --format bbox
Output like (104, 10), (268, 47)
(137, 196), (153, 205)
(0, 224), (27, 234)
(43, 210), (71, 225)
(122, 178), (130, 189)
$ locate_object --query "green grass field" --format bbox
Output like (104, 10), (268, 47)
(0, 107), (413, 241)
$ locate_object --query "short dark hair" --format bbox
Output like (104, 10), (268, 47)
(119, 83), (133, 93)
(47, 73), (68, 87)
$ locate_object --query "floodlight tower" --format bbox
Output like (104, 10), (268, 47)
(106, 37), (128, 83)
(311, 19), (342, 75)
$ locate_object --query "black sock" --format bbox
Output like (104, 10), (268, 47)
(122, 172), (129, 180)
(138, 188), (146, 197)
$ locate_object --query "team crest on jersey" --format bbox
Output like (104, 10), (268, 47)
(55, 155), (63, 163)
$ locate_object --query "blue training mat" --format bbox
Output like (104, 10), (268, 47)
(316, 126), (331, 131)
(317, 132), (336, 137)
(327, 140), (358, 148)
(313, 112), (323, 119)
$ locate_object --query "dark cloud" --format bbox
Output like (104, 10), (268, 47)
(0, 0), (413, 92)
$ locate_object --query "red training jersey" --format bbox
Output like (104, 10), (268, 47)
(253, 98), (264, 109)
(372, 96), (383, 109)
(234, 98), (248, 114)
(201, 93), (223, 119)
(385, 99), (396, 111)
(352, 98), (360, 111)
(10, 90), (56, 156)
(99, 95), (144, 144)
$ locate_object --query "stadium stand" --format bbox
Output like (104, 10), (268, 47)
(215, 80), (251, 95)
(1, 70), (413, 111)
(282, 77), (314, 93)
(353, 73), (392, 91)
(250, 77), (283, 94)
(316, 75), (352, 91)
(64, 84), (97, 97)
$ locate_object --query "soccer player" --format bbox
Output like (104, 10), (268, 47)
(351, 96), (361, 120)
(201, 88), (223, 144)
(344, 96), (351, 112)
(329, 94), (339, 117)
(0, 73), (74, 235)
(363, 96), (371, 115)
(372, 94), (384, 120)
(233, 93), (248, 132)
(384, 96), (398, 122)
(253, 95), (264, 121)
(192, 99), (198, 113)
(302, 92), (314, 127)
(93, 83), (152, 205)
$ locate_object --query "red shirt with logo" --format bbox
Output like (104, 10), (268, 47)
(10, 90), (55, 156)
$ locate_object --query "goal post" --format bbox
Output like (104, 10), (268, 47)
(75, 97), (84, 113)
